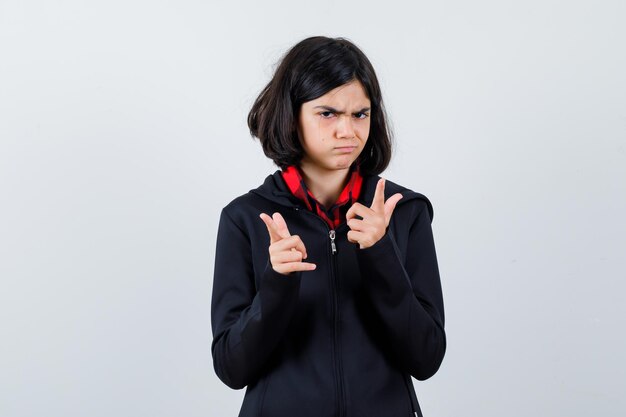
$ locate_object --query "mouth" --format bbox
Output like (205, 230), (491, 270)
(335, 146), (357, 151)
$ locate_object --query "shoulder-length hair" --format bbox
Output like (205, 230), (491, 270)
(247, 36), (393, 176)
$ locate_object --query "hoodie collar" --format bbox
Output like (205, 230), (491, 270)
(279, 163), (363, 229)
(250, 168), (433, 221)
(280, 163), (363, 211)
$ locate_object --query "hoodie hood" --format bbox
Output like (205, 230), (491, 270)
(250, 170), (434, 221)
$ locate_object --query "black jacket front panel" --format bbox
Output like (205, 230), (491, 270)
(211, 170), (446, 417)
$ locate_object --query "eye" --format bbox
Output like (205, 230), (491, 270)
(354, 112), (369, 119)
(320, 111), (335, 118)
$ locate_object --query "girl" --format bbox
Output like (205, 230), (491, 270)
(211, 36), (446, 417)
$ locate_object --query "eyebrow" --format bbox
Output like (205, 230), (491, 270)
(313, 105), (371, 114)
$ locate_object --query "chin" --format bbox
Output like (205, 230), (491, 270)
(333, 158), (355, 170)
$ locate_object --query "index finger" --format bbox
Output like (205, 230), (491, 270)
(271, 212), (292, 239)
(259, 212), (285, 244)
(370, 178), (386, 212)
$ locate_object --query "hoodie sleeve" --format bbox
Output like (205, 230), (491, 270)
(210, 207), (302, 389)
(355, 198), (446, 380)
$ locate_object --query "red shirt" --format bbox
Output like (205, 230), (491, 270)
(280, 163), (363, 230)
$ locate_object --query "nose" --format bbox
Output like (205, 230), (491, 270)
(336, 114), (355, 139)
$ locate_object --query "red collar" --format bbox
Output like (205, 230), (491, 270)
(280, 163), (363, 229)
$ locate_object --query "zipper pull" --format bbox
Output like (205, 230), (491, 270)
(329, 229), (337, 255)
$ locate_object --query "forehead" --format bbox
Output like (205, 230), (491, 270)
(307, 80), (370, 105)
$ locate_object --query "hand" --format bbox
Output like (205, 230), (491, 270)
(346, 178), (403, 249)
(259, 211), (317, 275)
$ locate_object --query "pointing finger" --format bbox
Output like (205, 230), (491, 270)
(271, 212), (292, 239)
(259, 212), (283, 244)
(371, 178), (386, 213)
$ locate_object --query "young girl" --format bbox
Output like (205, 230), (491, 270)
(211, 36), (446, 417)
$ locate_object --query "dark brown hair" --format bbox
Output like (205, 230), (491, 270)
(247, 36), (393, 176)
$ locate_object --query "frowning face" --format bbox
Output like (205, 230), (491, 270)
(297, 80), (371, 172)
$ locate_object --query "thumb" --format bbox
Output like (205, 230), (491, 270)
(384, 193), (403, 226)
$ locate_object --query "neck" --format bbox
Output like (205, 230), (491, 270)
(298, 162), (352, 209)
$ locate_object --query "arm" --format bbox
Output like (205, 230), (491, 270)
(356, 200), (446, 380)
(210, 208), (302, 389)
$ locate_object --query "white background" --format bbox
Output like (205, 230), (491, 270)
(1, 1), (625, 416)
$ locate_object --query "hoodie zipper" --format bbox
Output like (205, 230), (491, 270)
(328, 228), (345, 417)
(297, 208), (346, 417)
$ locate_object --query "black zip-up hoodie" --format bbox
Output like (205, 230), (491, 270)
(211, 170), (446, 417)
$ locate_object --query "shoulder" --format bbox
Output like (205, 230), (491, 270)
(362, 174), (434, 222)
(218, 171), (288, 229)
(222, 192), (257, 213)
(219, 192), (265, 229)
(389, 178), (434, 222)
(218, 172), (274, 213)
